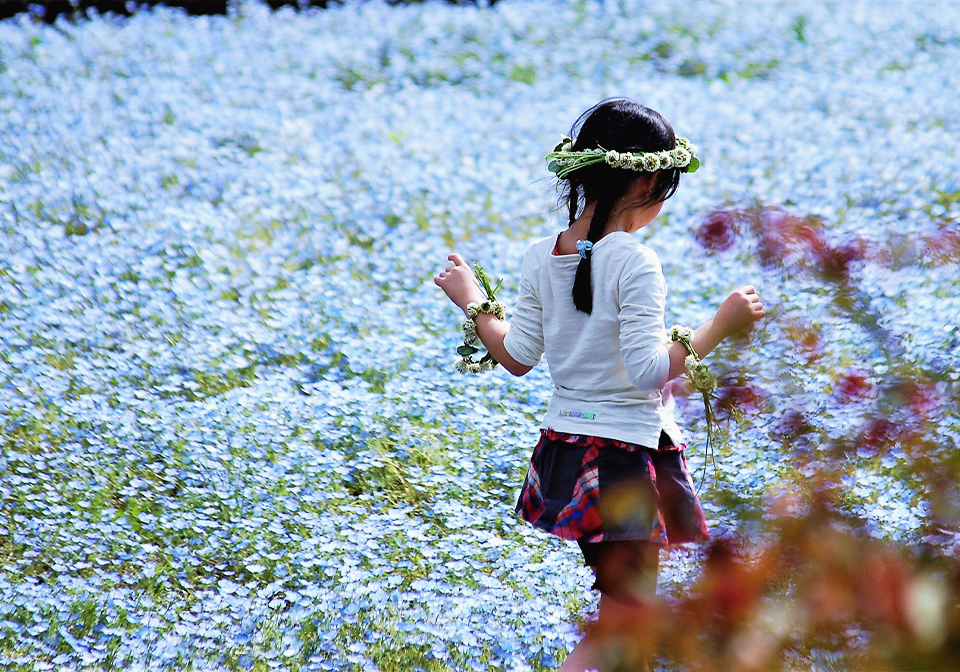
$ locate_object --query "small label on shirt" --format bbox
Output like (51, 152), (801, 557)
(559, 410), (596, 420)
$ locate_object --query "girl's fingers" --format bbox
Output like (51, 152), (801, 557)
(448, 253), (466, 266)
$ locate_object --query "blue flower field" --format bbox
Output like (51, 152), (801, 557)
(1, 1), (959, 670)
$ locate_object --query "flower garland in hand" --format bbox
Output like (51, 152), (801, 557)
(670, 325), (719, 488)
(456, 263), (505, 374)
(670, 326), (717, 395)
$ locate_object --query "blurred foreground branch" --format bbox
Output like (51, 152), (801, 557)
(596, 484), (960, 671)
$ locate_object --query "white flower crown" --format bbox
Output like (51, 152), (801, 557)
(546, 136), (700, 179)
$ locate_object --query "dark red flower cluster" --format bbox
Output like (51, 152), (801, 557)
(754, 209), (866, 281)
(834, 370), (873, 400)
(925, 229), (960, 265)
(695, 209), (741, 252)
(703, 205), (868, 281)
(859, 417), (898, 453)
(715, 383), (765, 421)
(754, 210), (825, 270)
(776, 409), (816, 443)
(812, 239), (867, 282)
(895, 379), (939, 418)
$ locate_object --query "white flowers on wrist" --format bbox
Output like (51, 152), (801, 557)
(670, 325), (716, 393)
(462, 318), (480, 346)
(670, 325), (695, 342)
(466, 300), (505, 321)
(454, 263), (505, 374)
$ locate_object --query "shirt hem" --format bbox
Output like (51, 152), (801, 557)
(540, 418), (664, 449)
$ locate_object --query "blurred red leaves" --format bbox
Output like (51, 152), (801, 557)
(811, 239), (867, 283)
(835, 370), (874, 401)
(776, 409), (817, 444)
(695, 206), (868, 282)
(689, 538), (774, 629)
(893, 379), (940, 418)
(715, 382), (765, 422)
(854, 377), (943, 458)
(697, 205), (958, 280)
(695, 210), (741, 252)
(589, 488), (960, 671)
(755, 210), (825, 270)
(925, 229), (960, 265)
(859, 417), (898, 454)
(668, 202), (960, 671)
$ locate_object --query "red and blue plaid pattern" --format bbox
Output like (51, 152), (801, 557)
(552, 441), (602, 540)
(517, 428), (708, 545)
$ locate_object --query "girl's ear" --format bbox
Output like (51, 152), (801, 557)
(631, 174), (657, 198)
(621, 174), (657, 209)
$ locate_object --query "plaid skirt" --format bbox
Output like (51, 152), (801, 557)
(516, 428), (710, 545)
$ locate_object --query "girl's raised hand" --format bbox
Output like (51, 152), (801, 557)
(435, 253), (486, 312)
(714, 285), (765, 338)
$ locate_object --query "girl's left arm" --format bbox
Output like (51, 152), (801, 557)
(435, 253), (533, 377)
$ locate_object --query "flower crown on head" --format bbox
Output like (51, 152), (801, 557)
(546, 136), (700, 179)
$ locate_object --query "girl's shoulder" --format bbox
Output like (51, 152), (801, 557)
(599, 233), (662, 272)
(518, 234), (560, 269)
(523, 234), (558, 257)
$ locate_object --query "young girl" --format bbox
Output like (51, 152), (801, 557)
(435, 98), (765, 671)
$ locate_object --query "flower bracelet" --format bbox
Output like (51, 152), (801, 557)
(455, 264), (505, 374)
(669, 325), (717, 394)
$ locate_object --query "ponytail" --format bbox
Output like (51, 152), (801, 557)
(567, 177), (580, 226)
(572, 196), (615, 314)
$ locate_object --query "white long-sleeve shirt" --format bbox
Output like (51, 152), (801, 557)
(503, 231), (683, 448)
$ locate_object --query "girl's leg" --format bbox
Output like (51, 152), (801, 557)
(557, 625), (604, 672)
(559, 541), (661, 672)
(558, 598), (660, 672)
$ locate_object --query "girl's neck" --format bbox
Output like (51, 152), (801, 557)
(556, 204), (625, 256)
(567, 199), (662, 238)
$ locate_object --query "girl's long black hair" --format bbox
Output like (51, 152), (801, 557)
(562, 98), (683, 314)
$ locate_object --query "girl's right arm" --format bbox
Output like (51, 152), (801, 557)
(666, 285), (765, 381)
(434, 253), (534, 377)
